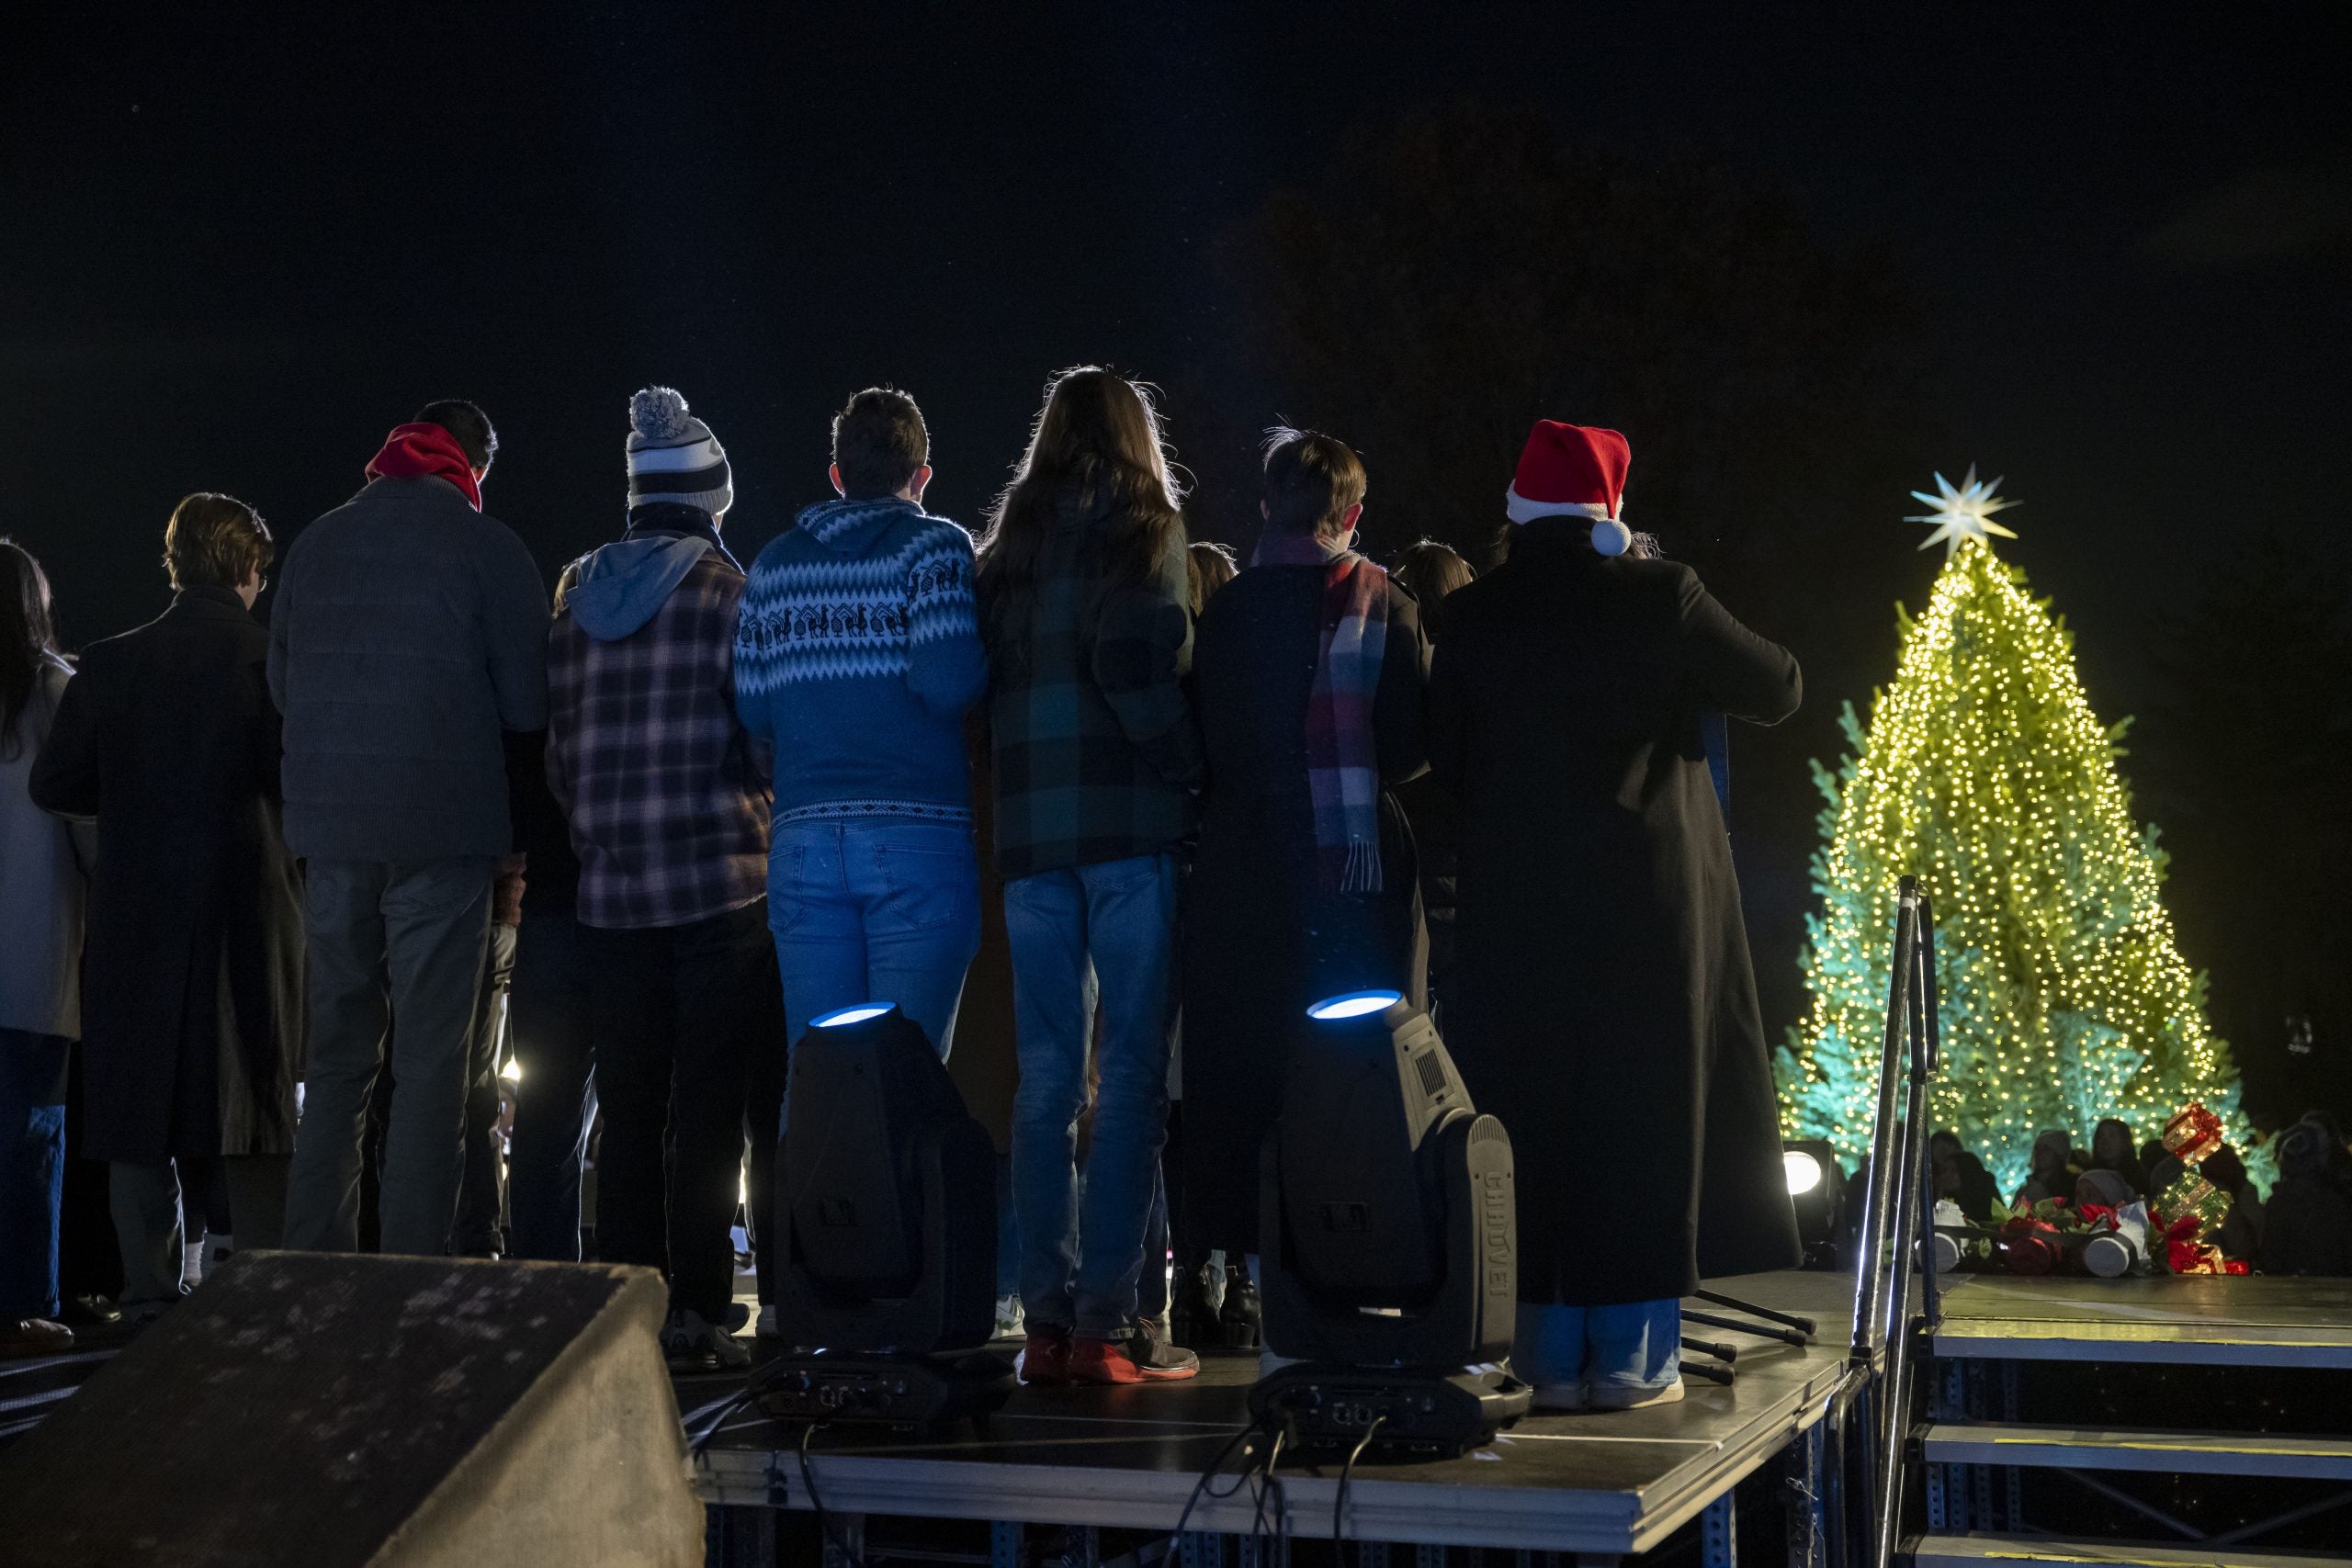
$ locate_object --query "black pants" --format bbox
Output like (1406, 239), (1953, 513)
(586, 899), (776, 1321)
(745, 1036), (786, 1307)
(109, 1155), (288, 1311)
(452, 922), (516, 1258)
(60, 1045), (121, 1303)
(504, 909), (598, 1262)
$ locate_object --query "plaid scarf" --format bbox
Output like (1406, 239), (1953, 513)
(1252, 531), (1389, 892)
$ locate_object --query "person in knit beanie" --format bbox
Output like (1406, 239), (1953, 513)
(545, 386), (776, 1371)
(627, 386), (735, 520)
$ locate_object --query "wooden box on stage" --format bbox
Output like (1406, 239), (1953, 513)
(0, 1252), (702, 1567)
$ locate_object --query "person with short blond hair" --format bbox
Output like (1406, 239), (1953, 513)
(164, 492), (275, 595)
(31, 494), (302, 1321)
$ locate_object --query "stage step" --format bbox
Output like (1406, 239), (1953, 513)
(1922, 1421), (2352, 1480)
(1906, 1532), (2352, 1568)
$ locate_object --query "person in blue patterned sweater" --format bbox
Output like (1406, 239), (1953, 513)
(733, 387), (989, 1056)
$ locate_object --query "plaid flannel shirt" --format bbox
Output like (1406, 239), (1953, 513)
(987, 493), (1201, 879)
(547, 546), (771, 929)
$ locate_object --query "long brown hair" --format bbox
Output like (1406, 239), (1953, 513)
(977, 367), (1186, 666)
(1186, 540), (1238, 615)
(1, 537), (59, 760)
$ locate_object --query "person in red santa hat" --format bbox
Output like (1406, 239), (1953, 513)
(1428, 421), (1803, 1411)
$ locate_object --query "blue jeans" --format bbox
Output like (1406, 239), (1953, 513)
(769, 821), (982, 1055)
(1, 1028), (70, 1319)
(1005, 853), (1179, 1338)
(1513, 1299), (1682, 1393)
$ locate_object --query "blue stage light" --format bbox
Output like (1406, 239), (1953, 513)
(1306, 989), (1403, 1021)
(812, 1002), (897, 1029)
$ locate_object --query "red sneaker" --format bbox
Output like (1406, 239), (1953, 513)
(1020, 1328), (1073, 1385)
(1069, 1320), (1201, 1383)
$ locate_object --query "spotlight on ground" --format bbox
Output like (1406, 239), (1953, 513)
(750, 1002), (1012, 1427)
(1250, 991), (1532, 1457)
(1783, 1138), (1845, 1268)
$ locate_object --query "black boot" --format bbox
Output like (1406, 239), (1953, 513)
(1219, 1273), (1262, 1350)
(1170, 1258), (1218, 1349)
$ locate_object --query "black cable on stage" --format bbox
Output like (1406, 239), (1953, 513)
(797, 1421), (868, 1568)
(1169, 1417), (1272, 1546)
(1250, 1423), (1287, 1557)
(1332, 1415), (1386, 1551)
(687, 1388), (759, 1459)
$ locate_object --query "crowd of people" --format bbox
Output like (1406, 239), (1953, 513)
(1926, 1111), (2352, 1275)
(3, 369), (1808, 1414)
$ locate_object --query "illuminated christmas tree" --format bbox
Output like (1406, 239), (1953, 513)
(1774, 470), (2248, 1194)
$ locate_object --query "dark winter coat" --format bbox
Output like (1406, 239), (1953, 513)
(1181, 560), (1430, 1251)
(267, 475), (549, 863)
(29, 587), (303, 1161)
(1427, 519), (1804, 1305)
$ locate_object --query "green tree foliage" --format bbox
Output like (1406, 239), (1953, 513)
(1776, 537), (2250, 1192)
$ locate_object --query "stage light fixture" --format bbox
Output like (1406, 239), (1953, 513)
(1250, 991), (1531, 1457)
(1306, 988), (1403, 1021)
(812, 1002), (896, 1028)
(1782, 1137), (1845, 1267)
(750, 1002), (1012, 1428)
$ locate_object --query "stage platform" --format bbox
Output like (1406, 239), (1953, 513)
(16, 1265), (2352, 1562)
(1931, 1272), (2352, 1369)
(687, 1269), (1856, 1559)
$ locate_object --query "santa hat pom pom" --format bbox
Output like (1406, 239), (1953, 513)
(629, 385), (692, 442)
(1590, 519), (1634, 557)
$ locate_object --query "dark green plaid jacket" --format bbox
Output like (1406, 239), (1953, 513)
(986, 491), (1201, 879)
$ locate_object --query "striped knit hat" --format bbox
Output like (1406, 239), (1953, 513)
(627, 386), (733, 518)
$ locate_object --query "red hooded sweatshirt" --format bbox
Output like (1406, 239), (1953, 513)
(365, 423), (482, 511)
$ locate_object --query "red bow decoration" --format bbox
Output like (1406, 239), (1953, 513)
(2161, 1102), (2224, 1166)
(2162, 1213), (2232, 1274)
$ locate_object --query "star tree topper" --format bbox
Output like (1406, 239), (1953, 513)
(1908, 465), (2019, 556)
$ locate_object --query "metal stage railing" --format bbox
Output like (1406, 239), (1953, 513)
(1817, 874), (1943, 1568)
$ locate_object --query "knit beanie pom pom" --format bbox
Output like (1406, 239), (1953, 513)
(630, 386), (692, 442)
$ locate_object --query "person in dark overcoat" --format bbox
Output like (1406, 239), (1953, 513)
(1182, 429), (1430, 1259)
(1428, 422), (1801, 1412)
(30, 494), (302, 1316)
(1387, 540), (1477, 1019)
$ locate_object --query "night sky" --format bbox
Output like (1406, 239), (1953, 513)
(6, 7), (2346, 1085)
